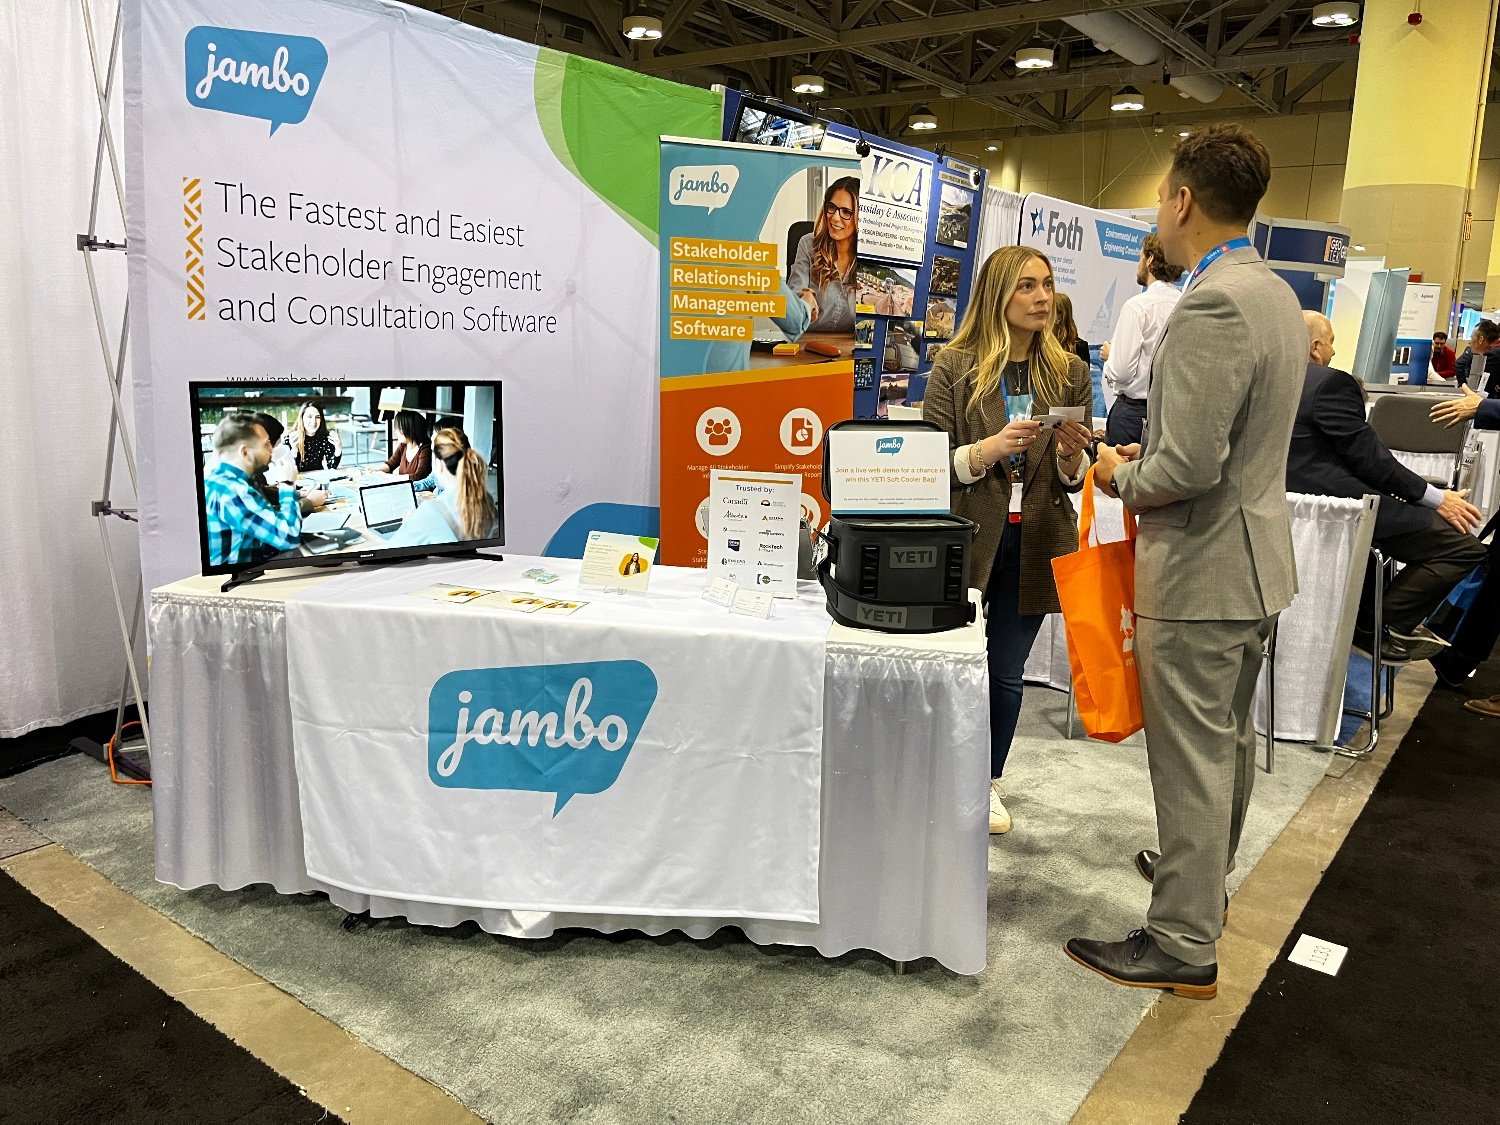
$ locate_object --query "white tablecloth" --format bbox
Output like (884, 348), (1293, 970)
(149, 564), (992, 974)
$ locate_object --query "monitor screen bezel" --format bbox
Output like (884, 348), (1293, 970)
(188, 379), (505, 578)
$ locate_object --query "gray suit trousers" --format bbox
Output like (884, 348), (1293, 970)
(1137, 613), (1275, 966)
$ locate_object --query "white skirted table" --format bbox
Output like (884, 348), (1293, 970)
(148, 560), (993, 974)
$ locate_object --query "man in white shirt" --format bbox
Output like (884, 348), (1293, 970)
(1101, 234), (1184, 445)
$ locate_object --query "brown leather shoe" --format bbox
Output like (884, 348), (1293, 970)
(1464, 694), (1500, 718)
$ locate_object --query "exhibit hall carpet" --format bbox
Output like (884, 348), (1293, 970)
(0, 691), (1333, 1124)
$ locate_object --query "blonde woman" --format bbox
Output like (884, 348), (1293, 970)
(787, 176), (859, 331)
(384, 427), (498, 547)
(923, 246), (1094, 834)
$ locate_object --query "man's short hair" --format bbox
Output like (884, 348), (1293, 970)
(213, 412), (267, 454)
(1142, 233), (1185, 284)
(1169, 124), (1271, 226)
(1433, 331), (1448, 341)
(1476, 320), (1500, 344)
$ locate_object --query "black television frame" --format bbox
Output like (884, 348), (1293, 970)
(189, 380), (505, 590)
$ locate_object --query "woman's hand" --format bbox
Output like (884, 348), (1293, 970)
(1054, 419), (1093, 459)
(330, 427), (344, 454)
(798, 288), (820, 325)
(990, 418), (1042, 459)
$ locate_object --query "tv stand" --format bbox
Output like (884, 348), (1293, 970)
(221, 567), (267, 593)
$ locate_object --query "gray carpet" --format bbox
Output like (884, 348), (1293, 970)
(0, 690), (1331, 1125)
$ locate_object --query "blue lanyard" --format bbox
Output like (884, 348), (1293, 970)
(1185, 237), (1252, 289)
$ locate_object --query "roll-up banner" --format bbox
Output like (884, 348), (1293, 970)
(124, 0), (720, 596)
(658, 139), (862, 568)
(1019, 193), (1149, 348)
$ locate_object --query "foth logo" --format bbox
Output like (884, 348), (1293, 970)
(428, 661), (657, 815)
(184, 26), (328, 135)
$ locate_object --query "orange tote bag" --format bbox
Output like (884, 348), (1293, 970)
(1050, 467), (1144, 743)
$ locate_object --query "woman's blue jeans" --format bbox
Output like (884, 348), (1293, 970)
(985, 524), (1046, 779)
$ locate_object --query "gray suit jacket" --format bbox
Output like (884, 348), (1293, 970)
(1113, 246), (1305, 621)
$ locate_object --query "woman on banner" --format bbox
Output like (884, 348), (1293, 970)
(383, 427), (499, 548)
(787, 176), (860, 332)
(288, 401), (344, 473)
(923, 246), (1094, 835)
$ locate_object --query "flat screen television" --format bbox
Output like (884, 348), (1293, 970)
(731, 101), (824, 150)
(189, 380), (504, 588)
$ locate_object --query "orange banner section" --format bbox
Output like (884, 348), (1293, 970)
(667, 237), (778, 266)
(668, 291), (786, 318)
(659, 362), (854, 567)
(669, 316), (753, 342)
(668, 263), (781, 292)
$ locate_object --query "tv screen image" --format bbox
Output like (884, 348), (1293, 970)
(190, 381), (505, 582)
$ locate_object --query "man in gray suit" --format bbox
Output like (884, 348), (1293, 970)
(1065, 126), (1307, 1000)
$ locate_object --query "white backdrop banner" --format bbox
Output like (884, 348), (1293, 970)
(1019, 192), (1150, 346)
(283, 558), (827, 919)
(123, 0), (720, 597)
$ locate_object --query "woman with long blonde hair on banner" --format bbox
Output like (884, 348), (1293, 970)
(384, 427), (498, 547)
(923, 245), (1095, 834)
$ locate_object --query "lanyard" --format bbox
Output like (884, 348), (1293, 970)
(1185, 237), (1252, 289)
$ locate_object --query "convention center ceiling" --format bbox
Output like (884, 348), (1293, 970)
(407, 1), (1391, 142)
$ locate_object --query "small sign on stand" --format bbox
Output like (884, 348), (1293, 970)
(579, 531), (660, 594)
(706, 470), (802, 597)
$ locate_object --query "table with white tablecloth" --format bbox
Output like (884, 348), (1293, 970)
(148, 559), (992, 974)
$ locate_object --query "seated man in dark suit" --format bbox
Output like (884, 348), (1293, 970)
(1289, 313), (1485, 662)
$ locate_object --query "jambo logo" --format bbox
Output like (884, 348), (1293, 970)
(875, 436), (904, 455)
(427, 660), (658, 815)
(184, 26), (328, 135)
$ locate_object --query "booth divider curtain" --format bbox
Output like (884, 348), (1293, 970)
(0, 0), (144, 736)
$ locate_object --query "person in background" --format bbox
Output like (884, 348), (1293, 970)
(1101, 234), (1185, 445)
(251, 412), (327, 515)
(923, 245), (1094, 835)
(1289, 312), (1483, 662)
(288, 400), (343, 473)
(787, 176), (859, 332)
(1078, 124), (1308, 1001)
(202, 413), (303, 568)
(1051, 291), (1092, 368)
(1451, 320), (1500, 394)
(382, 409), (432, 481)
(1431, 331), (1456, 380)
(383, 427), (498, 548)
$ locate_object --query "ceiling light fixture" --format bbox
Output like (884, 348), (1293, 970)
(1111, 86), (1145, 112)
(1015, 46), (1055, 70)
(1177, 129), (1192, 137)
(908, 107), (938, 131)
(621, 12), (663, 40)
(985, 144), (1000, 152)
(1311, 2), (1360, 27)
(791, 73), (825, 95)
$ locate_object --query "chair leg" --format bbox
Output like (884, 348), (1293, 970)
(1066, 679), (1076, 739)
(1336, 548), (1385, 760)
(1262, 618), (1278, 774)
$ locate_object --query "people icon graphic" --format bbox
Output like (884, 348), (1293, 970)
(705, 417), (733, 446)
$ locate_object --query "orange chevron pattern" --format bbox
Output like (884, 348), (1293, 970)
(184, 177), (205, 320)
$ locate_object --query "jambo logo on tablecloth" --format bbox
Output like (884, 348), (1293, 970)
(427, 661), (657, 815)
(184, 26), (328, 135)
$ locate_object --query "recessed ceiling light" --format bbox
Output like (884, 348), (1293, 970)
(1177, 129), (1192, 138)
(1311, 2), (1360, 27)
(1111, 86), (1145, 112)
(909, 107), (938, 131)
(1353, 244), (1366, 252)
(985, 144), (1000, 152)
(1015, 46), (1055, 70)
(791, 73), (825, 95)
(621, 12), (662, 40)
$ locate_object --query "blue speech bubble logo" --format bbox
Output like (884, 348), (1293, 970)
(875, 436), (904, 454)
(184, 26), (328, 136)
(428, 661), (658, 815)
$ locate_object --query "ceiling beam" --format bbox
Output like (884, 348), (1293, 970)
(1220, 0), (1296, 56)
(1280, 60), (1344, 108)
(634, 0), (1162, 74)
(1117, 9), (1279, 114)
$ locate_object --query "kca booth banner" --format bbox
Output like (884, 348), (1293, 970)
(659, 139), (863, 567)
(124, 0), (720, 596)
